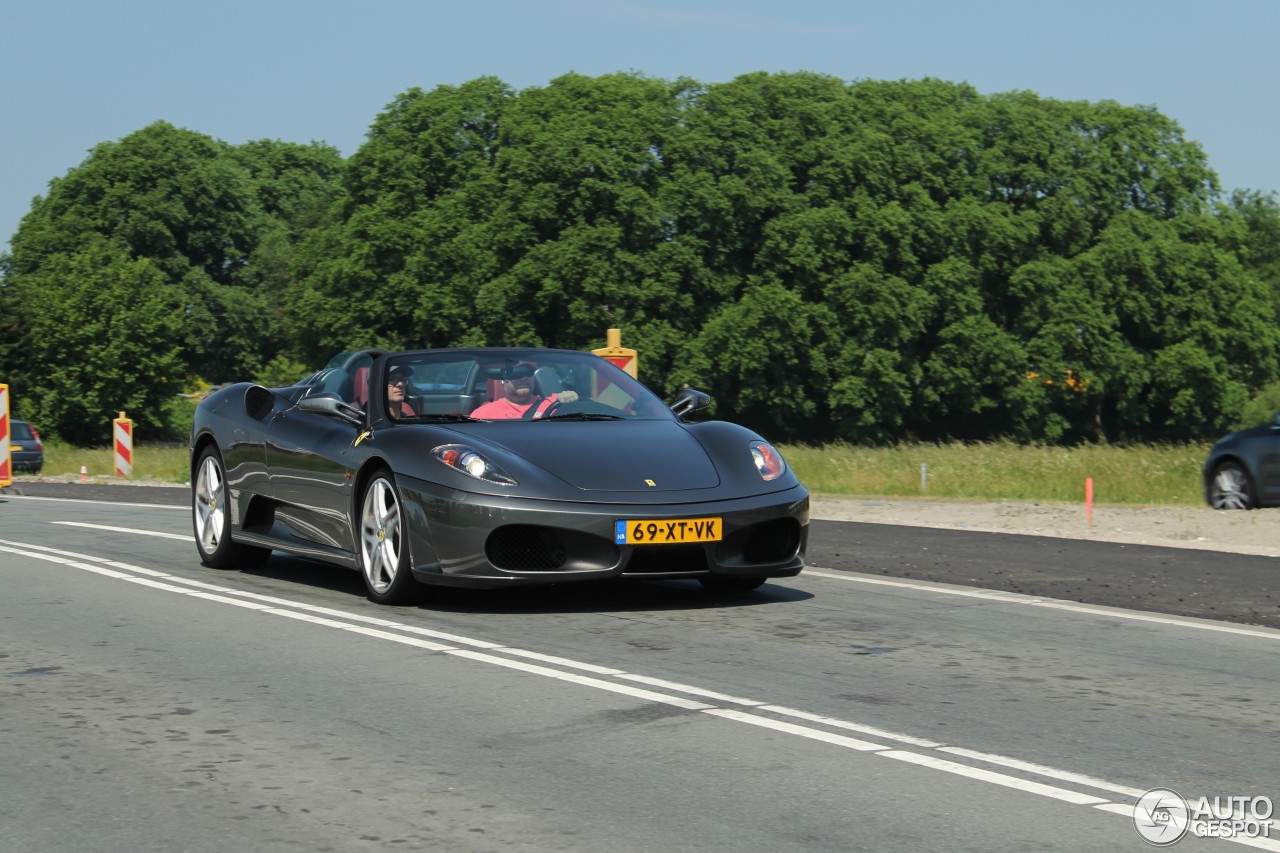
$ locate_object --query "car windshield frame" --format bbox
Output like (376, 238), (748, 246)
(378, 349), (677, 424)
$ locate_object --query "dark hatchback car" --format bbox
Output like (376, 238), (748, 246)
(1202, 415), (1280, 509)
(10, 419), (44, 474)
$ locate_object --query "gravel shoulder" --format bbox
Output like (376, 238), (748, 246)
(810, 495), (1280, 558)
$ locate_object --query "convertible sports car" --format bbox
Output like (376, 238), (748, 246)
(190, 348), (809, 604)
(1203, 414), (1280, 509)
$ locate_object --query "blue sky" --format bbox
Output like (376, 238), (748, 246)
(3, 0), (1277, 252)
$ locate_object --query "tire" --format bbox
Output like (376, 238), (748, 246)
(1208, 461), (1256, 510)
(192, 447), (271, 568)
(359, 471), (422, 605)
(699, 576), (768, 593)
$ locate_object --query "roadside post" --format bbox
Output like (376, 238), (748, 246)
(592, 328), (638, 379)
(0, 384), (10, 488)
(1085, 477), (1094, 528)
(113, 411), (133, 479)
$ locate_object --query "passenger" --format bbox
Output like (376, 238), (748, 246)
(472, 361), (578, 419)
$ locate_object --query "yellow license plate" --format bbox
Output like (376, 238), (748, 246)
(615, 517), (721, 545)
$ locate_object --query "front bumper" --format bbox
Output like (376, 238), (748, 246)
(396, 475), (809, 588)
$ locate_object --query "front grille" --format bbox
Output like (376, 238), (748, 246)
(487, 526), (567, 571)
(624, 544), (709, 574)
(742, 518), (801, 563)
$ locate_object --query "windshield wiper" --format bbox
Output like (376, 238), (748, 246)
(402, 413), (479, 423)
(538, 412), (626, 421)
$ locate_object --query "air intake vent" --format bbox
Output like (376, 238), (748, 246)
(742, 518), (801, 563)
(487, 526), (568, 571)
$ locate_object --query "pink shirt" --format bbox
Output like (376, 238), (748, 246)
(472, 394), (559, 420)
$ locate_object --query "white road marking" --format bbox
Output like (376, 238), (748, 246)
(17, 494), (1280, 643)
(3, 537), (1278, 847)
(937, 746), (1148, 798)
(36, 510), (1280, 642)
(880, 750), (1110, 805)
(804, 568), (1280, 641)
(616, 674), (766, 706)
(758, 704), (943, 748)
(704, 707), (886, 750)
(52, 521), (192, 540)
(3, 494), (186, 510)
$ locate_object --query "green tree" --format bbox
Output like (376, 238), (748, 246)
(1223, 190), (1280, 311)
(6, 72), (1270, 447)
(6, 239), (186, 443)
(0, 123), (342, 437)
(675, 283), (832, 438)
(287, 77), (517, 359)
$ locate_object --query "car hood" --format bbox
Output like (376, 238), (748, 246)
(460, 420), (721, 492)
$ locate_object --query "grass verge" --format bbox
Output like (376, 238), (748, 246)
(24, 439), (1210, 506)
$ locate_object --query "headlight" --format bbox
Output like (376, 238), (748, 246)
(432, 444), (517, 486)
(750, 441), (786, 481)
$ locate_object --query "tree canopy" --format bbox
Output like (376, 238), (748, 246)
(3, 73), (1278, 445)
(0, 122), (343, 442)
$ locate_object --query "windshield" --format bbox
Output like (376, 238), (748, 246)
(382, 350), (674, 423)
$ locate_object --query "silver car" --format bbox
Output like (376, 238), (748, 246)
(10, 419), (44, 474)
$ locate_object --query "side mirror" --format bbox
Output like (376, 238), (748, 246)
(298, 393), (364, 425)
(670, 386), (711, 419)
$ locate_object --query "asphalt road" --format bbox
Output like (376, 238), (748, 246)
(10, 480), (1279, 628)
(2, 488), (1277, 851)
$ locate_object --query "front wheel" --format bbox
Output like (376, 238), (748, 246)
(699, 576), (767, 593)
(192, 447), (271, 568)
(359, 472), (422, 605)
(1208, 462), (1256, 510)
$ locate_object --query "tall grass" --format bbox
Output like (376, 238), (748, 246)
(782, 440), (1208, 505)
(29, 439), (1211, 506)
(39, 441), (192, 484)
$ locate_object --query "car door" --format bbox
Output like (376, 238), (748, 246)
(264, 360), (371, 554)
(264, 404), (367, 553)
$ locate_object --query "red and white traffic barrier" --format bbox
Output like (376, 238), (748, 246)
(113, 411), (133, 479)
(0, 384), (10, 488)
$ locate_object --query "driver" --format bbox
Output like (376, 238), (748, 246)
(471, 361), (578, 419)
(387, 366), (416, 418)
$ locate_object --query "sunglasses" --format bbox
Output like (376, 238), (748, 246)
(509, 365), (535, 380)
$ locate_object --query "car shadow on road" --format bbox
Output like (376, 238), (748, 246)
(424, 578), (815, 615)
(241, 553), (814, 614)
